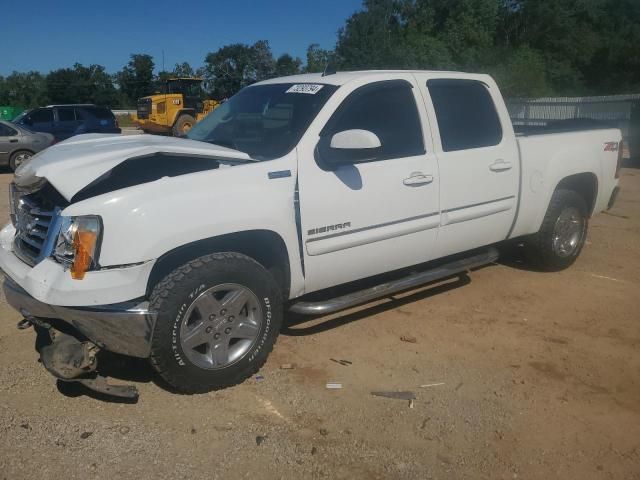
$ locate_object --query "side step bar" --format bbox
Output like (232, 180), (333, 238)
(289, 247), (499, 316)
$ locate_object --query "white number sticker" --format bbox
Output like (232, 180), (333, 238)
(286, 84), (324, 95)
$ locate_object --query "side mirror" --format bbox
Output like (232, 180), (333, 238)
(330, 129), (381, 150)
(316, 129), (382, 171)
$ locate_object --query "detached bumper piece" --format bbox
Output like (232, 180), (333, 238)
(23, 317), (139, 400)
(3, 277), (156, 400)
(3, 277), (157, 358)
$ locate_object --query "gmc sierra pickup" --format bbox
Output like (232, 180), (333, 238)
(1, 71), (622, 397)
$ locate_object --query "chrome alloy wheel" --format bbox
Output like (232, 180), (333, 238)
(13, 151), (32, 168)
(179, 283), (263, 370)
(552, 207), (584, 258)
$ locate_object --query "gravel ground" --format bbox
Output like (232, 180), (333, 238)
(0, 165), (639, 480)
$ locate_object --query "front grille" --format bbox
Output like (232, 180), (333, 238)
(10, 183), (65, 266)
(137, 98), (151, 119)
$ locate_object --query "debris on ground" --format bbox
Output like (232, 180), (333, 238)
(420, 383), (445, 388)
(371, 391), (416, 401)
(326, 382), (342, 389)
(409, 399), (415, 409)
(255, 435), (267, 446)
(280, 363), (295, 370)
(330, 358), (352, 366)
(319, 428), (328, 436)
(255, 375), (265, 382)
(80, 431), (93, 439)
(400, 335), (418, 344)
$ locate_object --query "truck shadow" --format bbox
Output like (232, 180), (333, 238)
(282, 274), (471, 337)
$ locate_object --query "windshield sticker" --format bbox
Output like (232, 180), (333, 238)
(286, 84), (324, 95)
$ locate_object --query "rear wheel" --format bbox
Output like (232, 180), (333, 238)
(9, 150), (33, 171)
(149, 252), (282, 393)
(525, 189), (588, 271)
(172, 114), (196, 136)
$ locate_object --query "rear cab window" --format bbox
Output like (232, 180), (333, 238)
(427, 79), (502, 152)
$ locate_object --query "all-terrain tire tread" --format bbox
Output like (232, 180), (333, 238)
(148, 252), (281, 394)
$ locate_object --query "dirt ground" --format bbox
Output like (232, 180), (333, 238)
(0, 166), (639, 480)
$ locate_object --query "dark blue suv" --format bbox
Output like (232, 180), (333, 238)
(12, 104), (121, 142)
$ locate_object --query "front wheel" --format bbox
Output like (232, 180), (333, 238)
(149, 252), (283, 393)
(172, 114), (196, 136)
(525, 189), (588, 271)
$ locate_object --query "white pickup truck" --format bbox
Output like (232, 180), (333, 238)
(1, 71), (622, 398)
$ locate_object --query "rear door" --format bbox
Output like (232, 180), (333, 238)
(297, 75), (441, 293)
(54, 107), (81, 139)
(415, 76), (520, 258)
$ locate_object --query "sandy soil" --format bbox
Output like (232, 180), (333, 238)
(0, 166), (639, 480)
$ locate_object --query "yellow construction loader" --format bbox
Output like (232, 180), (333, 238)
(132, 78), (219, 136)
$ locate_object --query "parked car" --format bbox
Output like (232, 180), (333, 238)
(1, 71), (622, 398)
(12, 104), (121, 141)
(0, 120), (54, 171)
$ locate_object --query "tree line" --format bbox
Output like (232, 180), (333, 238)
(1, 0), (638, 109)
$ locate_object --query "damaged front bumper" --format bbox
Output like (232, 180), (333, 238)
(3, 276), (156, 358)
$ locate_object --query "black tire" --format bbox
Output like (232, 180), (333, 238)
(148, 252), (282, 393)
(525, 189), (589, 271)
(172, 114), (196, 136)
(9, 150), (34, 171)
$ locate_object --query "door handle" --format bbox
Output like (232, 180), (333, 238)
(9, 139), (18, 143)
(489, 159), (513, 172)
(403, 172), (434, 187)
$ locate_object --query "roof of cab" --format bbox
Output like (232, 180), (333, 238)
(254, 70), (490, 87)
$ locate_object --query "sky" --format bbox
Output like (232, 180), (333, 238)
(1, 0), (362, 75)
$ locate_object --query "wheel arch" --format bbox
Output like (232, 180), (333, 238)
(554, 172), (598, 217)
(146, 230), (291, 299)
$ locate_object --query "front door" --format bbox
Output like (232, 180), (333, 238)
(297, 76), (441, 293)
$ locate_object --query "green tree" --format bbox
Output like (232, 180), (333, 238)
(305, 44), (333, 73)
(204, 41), (276, 98)
(0, 71), (49, 108)
(275, 54), (302, 76)
(173, 62), (195, 77)
(116, 54), (155, 105)
(46, 63), (117, 105)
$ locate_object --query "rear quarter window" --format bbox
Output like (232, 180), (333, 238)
(427, 79), (502, 152)
(81, 107), (115, 120)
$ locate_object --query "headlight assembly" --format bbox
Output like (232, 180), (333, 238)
(53, 216), (102, 280)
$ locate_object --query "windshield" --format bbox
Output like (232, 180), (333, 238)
(186, 83), (338, 160)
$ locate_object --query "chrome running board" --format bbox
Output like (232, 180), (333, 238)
(289, 247), (499, 316)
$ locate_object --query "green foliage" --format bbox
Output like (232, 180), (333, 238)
(204, 41), (277, 99)
(2, 1), (639, 107)
(275, 54), (303, 77)
(116, 54), (155, 104)
(0, 71), (48, 108)
(46, 63), (117, 105)
(305, 44), (333, 73)
(334, 0), (640, 97)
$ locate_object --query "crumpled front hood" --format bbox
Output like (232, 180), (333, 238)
(14, 133), (252, 201)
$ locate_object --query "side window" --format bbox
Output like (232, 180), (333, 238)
(427, 79), (502, 152)
(29, 109), (54, 124)
(0, 124), (18, 136)
(57, 108), (76, 122)
(322, 80), (425, 160)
